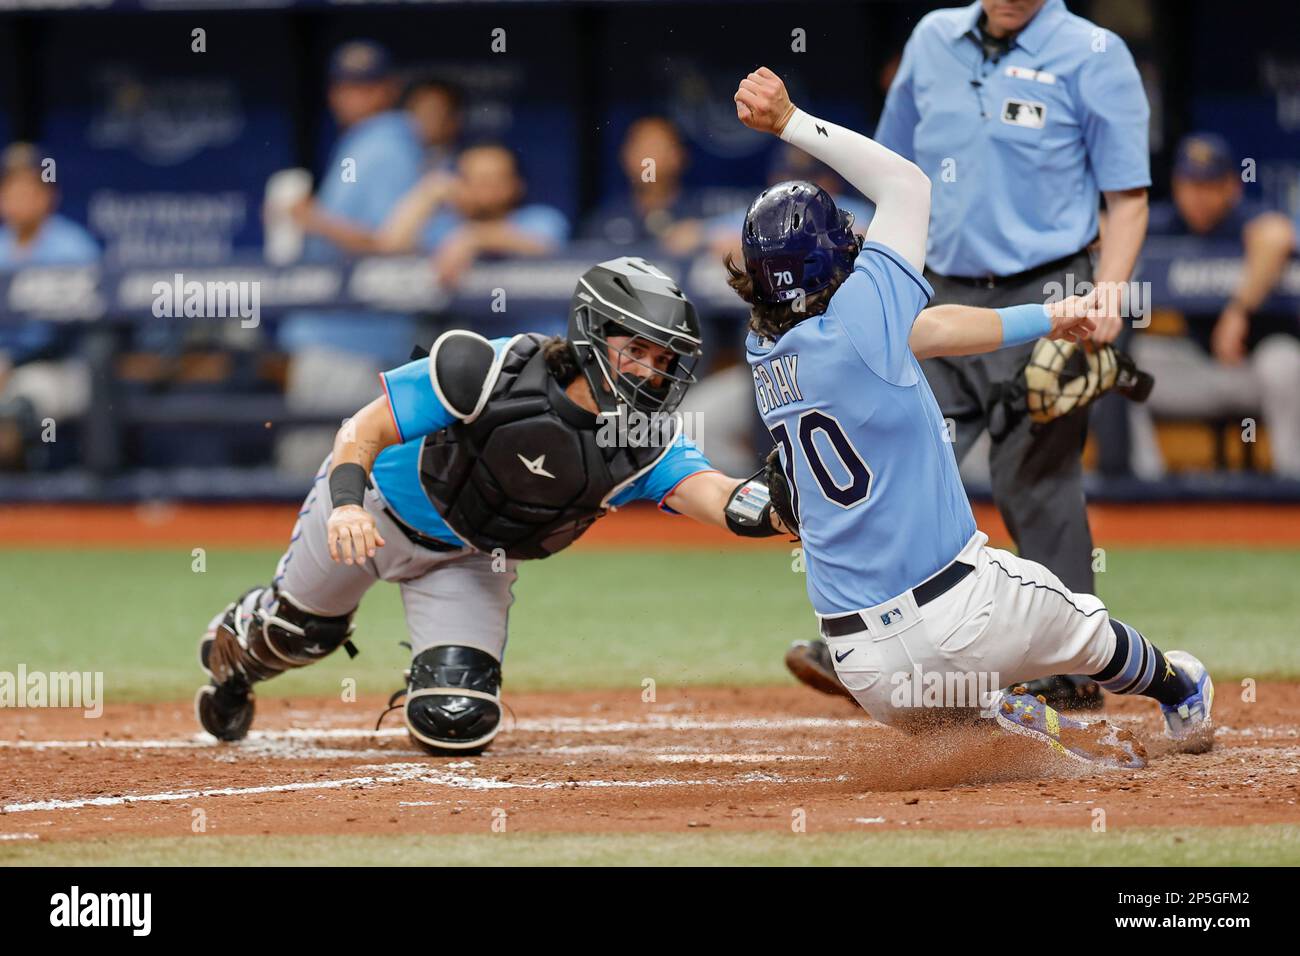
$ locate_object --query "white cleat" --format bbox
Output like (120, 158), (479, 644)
(1160, 651), (1215, 754)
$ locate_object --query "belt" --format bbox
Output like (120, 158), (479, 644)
(820, 560), (975, 638)
(935, 247), (1090, 290)
(364, 478), (463, 553)
(381, 507), (463, 552)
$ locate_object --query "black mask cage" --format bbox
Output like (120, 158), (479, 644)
(575, 304), (701, 417)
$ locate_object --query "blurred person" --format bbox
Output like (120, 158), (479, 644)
(0, 143), (100, 468)
(581, 116), (708, 254)
(404, 74), (464, 172)
(275, 39), (424, 478)
(376, 143), (568, 288)
(1130, 133), (1300, 478)
(784, 0), (1152, 710)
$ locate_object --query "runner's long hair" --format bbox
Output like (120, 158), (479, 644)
(724, 253), (851, 340)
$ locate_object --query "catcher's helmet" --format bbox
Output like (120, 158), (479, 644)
(741, 180), (861, 305)
(567, 256), (702, 416)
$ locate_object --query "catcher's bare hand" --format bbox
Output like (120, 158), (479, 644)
(1046, 288), (1101, 344)
(327, 504), (386, 565)
(734, 67), (796, 136)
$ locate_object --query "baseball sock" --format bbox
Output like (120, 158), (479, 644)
(1090, 619), (1196, 707)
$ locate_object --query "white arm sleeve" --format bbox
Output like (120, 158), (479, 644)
(780, 108), (931, 273)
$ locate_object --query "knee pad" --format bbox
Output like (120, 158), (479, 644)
(403, 645), (502, 756)
(256, 589), (357, 668)
(203, 588), (356, 685)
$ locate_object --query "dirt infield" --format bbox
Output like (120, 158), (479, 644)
(4, 501), (1300, 548)
(3, 684), (1297, 844)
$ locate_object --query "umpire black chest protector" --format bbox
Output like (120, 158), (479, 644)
(419, 334), (677, 560)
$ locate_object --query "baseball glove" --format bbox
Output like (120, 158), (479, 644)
(764, 445), (799, 538)
(988, 339), (1154, 440)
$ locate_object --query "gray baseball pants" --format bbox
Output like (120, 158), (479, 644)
(265, 457), (519, 662)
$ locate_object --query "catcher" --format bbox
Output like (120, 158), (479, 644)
(732, 66), (1212, 765)
(196, 256), (789, 755)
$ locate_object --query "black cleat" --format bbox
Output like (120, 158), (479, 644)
(785, 638), (855, 701)
(1013, 674), (1104, 711)
(195, 601), (257, 741)
(399, 645), (503, 756)
(195, 681), (255, 742)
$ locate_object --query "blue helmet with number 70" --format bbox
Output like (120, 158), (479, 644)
(740, 180), (861, 305)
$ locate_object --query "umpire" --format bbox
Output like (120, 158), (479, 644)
(786, 0), (1150, 709)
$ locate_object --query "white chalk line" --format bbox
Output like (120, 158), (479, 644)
(655, 753), (828, 764)
(0, 713), (859, 816)
(0, 714), (874, 753)
(2, 760), (843, 814)
(17, 713), (1278, 818)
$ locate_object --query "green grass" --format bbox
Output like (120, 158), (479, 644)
(4, 825), (1298, 866)
(0, 546), (1296, 703)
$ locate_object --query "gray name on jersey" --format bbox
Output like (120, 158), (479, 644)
(752, 354), (803, 415)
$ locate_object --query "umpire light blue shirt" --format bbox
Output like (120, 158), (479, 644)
(876, 0), (1150, 278)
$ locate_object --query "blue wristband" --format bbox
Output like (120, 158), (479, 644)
(996, 302), (1053, 348)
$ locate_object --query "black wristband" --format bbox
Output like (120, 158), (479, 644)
(725, 507), (779, 537)
(329, 462), (368, 509)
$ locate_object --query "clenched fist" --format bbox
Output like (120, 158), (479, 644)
(734, 67), (796, 136)
(327, 504), (386, 565)
(1046, 288), (1102, 344)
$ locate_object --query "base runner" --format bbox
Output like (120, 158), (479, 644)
(728, 68), (1212, 765)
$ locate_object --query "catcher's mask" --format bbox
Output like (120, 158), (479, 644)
(567, 256), (702, 416)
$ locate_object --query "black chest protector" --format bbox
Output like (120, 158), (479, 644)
(419, 334), (677, 560)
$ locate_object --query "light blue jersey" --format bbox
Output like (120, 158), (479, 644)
(747, 243), (976, 614)
(373, 335), (716, 547)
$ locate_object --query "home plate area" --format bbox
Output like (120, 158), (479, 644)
(2, 685), (1298, 841)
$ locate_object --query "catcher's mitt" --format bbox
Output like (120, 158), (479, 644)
(988, 339), (1154, 440)
(764, 445), (799, 538)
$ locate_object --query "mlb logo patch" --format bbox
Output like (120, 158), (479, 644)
(1001, 98), (1046, 129)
